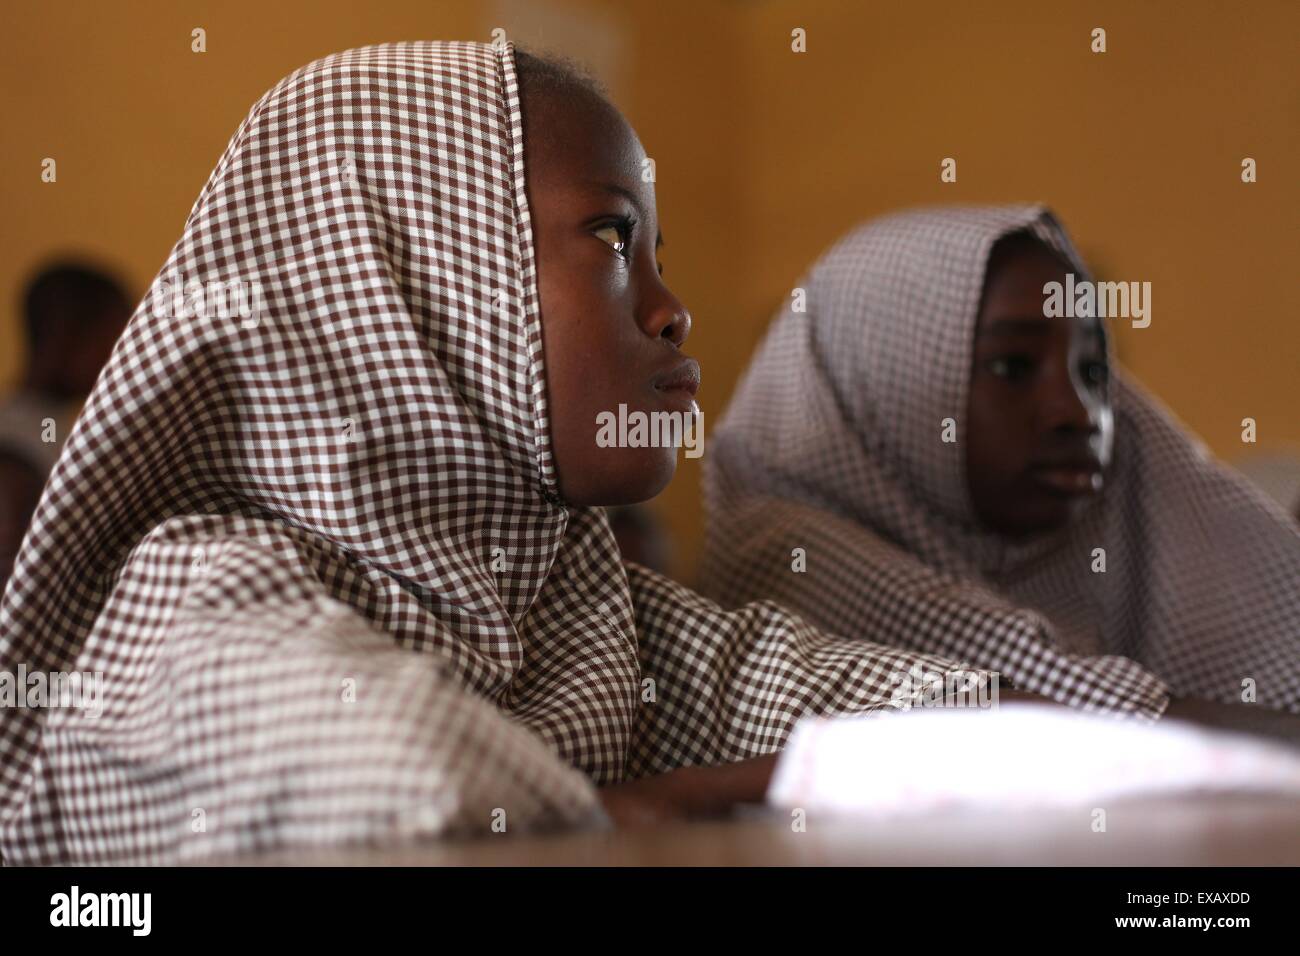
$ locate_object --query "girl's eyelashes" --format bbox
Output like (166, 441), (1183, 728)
(589, 214), (665, 275)
(591, 215), (637, 261)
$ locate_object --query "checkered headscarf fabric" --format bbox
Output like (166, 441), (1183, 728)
(701, 205), (1300, 717)
(0, 43), (966, 865)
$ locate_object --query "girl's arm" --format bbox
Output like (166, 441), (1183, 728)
(622, 562), (990, 781)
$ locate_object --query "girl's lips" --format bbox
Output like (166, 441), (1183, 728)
(1028, 465), (1104, 497)
(651, 358), (701, 397)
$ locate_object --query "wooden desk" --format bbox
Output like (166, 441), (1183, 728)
(225, 794), (1300, 866)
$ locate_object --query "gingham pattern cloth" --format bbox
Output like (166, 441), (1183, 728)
(701, 205), (1300, 717)
(0, 42), (966, 865)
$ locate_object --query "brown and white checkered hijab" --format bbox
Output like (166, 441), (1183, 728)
(702, 205), (1300, 717)
(0, 42), (963, 864)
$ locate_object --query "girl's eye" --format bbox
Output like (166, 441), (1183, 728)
(592, 220), (632, 260)
(986, 355), (1035, 382)
(1081, 359), (1110, 387)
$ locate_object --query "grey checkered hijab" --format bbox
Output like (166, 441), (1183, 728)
(0, 43), (965, 864)
(702, 205), (1300, 716)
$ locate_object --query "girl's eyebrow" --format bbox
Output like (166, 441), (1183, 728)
(591, 181), (645, 216)
(590, 181), (663, 248)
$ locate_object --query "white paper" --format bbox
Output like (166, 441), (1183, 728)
(767, 704), (1300, 815)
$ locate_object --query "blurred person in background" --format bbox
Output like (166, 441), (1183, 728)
(0, 261), (131, 588)
(702, 206), (1300, 739)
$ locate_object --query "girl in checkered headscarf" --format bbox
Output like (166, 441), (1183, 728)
(701, 206), (1300, 722)
(0, 43), (1026, 865)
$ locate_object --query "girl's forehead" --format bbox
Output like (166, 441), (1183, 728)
(978, 251), (1069, 315)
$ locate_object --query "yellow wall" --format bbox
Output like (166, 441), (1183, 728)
(3, 1), (1295, 583)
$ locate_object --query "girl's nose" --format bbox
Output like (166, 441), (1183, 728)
(641, 286), (692, 346)
(1043, 370), (1098, 434)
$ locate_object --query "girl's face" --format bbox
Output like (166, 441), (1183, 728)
(523, 86), (696, 508)
(965, 239), (1115, 538)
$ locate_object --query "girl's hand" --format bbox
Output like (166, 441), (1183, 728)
(1163, 696), (1300, 748)
(598, 753), (780, 828)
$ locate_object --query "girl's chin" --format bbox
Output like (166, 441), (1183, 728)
(980, 495), (1080, 540)
(618, 452), (678, 505)
(565, 450), (678, 508)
